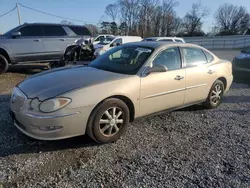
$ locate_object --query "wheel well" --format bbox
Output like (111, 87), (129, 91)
(107, 95), (135, 122)
(218, 77), (227, 90)
(89, 96), (135, 123)
(0, 48), (10, 64)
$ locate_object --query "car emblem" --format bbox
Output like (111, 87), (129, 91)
(12, 94), (16, 103)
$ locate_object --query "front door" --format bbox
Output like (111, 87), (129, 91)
(9, 25), (45, 62)
(181, 47), (218, 104)
(140, 47), (186, 117)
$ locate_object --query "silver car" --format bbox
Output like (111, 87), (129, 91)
(10, 42), (233, 143)
(0, 23), (91, 74)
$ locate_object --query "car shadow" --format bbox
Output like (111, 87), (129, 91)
(7, 64), (47, 75)
(223, 96), (250, 103)
(230, 82), (250, 89)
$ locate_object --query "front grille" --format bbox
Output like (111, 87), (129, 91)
(11, 87), (27, 111)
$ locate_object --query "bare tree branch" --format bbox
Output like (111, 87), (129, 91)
(214, 3), (250, 35)
(181, 2), (209, 36)
(105, 3), (119, 22)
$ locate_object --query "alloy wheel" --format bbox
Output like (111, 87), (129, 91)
(210, 84), (222, 105)
(98, 107), (124, 137)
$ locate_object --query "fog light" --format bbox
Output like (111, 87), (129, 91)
(38, 126), (62, 131)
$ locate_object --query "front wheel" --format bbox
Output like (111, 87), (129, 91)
(87, 98), (130, 143)
(0, 54), (9, 74)
(203, 80), (224, 109)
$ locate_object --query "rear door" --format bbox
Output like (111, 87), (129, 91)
(9, 25), (45, 62)
(181, 47), (218, 104)
(42, 25), (69, 60)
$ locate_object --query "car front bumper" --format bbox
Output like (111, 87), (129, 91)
(10, 106), (94, 140)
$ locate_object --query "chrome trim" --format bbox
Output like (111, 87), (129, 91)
(143, 88), (186, 99)
(186, 83), (207, 90)
(25, 111), (81, 119)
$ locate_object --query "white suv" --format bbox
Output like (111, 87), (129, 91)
(92, 34), (115, 45)
(94, 36), (142, 57)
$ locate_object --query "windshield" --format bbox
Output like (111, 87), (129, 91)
(242, 49), (250, 54)
(89, 46), (153, 75)
(4, 25), (20, 35)
(98, 37), (115, 45)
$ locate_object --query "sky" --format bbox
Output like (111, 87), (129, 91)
(0, 0), (250, 34)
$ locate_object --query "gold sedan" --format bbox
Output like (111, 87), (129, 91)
(10, 42), (233, 143)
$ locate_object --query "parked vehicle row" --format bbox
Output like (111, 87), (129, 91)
(10, 42), (233, 143)
(0, 22), (189, 74)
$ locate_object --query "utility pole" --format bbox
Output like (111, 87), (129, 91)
(16, 3), (21, 25)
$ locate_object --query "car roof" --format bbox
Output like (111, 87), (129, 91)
(23, 22), (88, 27)
(115, 36), (142, 39)
(121, 41), (219, 60)
(145, 37), (183, 39)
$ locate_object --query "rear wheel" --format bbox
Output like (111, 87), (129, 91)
(87, 98), (130, 143)
(203, 80), (224, 109)
(0, 54), (9, 74)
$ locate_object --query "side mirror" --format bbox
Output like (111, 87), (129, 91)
(116, 43), (121, 46)
(12, 31), (21, 38)
(144, 64), (168, 75)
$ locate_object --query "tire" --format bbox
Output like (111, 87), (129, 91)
(87, 98), (130, 143)
(0, 54), (9, 74)
(203, 80), (224, 109)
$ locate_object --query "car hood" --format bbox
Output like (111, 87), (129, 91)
(235, 53), (250, 60)
(18, 66), (129, 100)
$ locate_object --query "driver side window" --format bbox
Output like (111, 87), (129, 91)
(152, 47), (182, 71)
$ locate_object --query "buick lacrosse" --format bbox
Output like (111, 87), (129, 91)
(10, 42), (233, 143)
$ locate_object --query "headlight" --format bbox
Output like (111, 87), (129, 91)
(39, 98), (71, 113)
(30, 98), (40, 111)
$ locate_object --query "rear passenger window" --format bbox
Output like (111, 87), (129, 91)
(43, 25), (67, 36)
(68, 26), (91, 36)
(19, 25), (44, 36)
(174, 39), (184, 43)
(152, 47), (181, 71)
(182, 47), (207, 67)
(203, 50), (214, 63)
(159, 39), (173, 42)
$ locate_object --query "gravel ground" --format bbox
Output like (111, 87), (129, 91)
(0, 50), (250, 188)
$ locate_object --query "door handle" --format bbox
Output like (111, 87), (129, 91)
(60, 39), (65, 41)
(34, 39), (41, 42)
(175, 75), (184, 80)
(208, 70), (215, 74)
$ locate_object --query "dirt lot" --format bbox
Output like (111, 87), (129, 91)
(0, 50), (250, 188)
